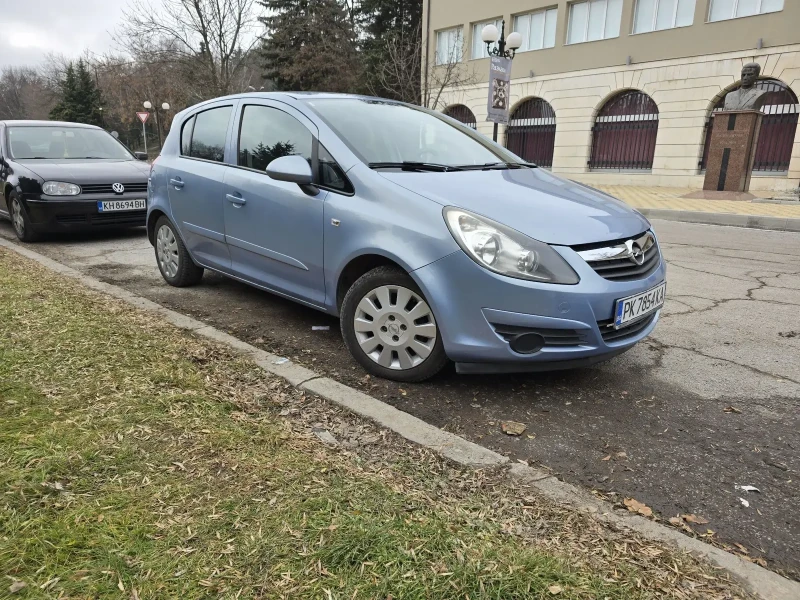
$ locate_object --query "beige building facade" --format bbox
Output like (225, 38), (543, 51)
(423, 0), (800, 192)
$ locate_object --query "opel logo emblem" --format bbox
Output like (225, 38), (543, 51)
(387, 323), (401, 336)
(630, 242), (646, 266)
(112, 183), (125, 194)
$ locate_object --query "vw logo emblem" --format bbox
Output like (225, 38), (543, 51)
(112, 183), (125, 194)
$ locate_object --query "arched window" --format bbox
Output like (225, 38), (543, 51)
(700, 79), (798, 173)
(443, 105), (477, 129)
(505, 98), (556, 168)
(589, 91), (659, 170)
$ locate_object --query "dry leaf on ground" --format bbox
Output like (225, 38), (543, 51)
(624, 497), (653, 517)
(9, 581), (27, 594)
(501, 421), (527, 436)
(548, 585), (563, 594)
(682, 514), (710, 525)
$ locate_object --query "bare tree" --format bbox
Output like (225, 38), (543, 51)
(367, 32), (477, 109)
(0, 67), (57, 120)
(118, 0), (262, 101)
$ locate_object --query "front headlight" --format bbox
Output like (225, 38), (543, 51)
(42, 181), (81, 196)
(444, 207), (579, 284)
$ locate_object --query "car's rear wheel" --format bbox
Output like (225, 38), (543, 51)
(341, 266), (448, 382)
(154, 216), (203, 287)
(9, 193), (40, 243)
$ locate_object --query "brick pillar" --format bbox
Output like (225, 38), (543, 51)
(703, 110), (763, 192)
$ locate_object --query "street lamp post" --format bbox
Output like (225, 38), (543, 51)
(143, 101), (171, 151)
(481, 21), (522, 142)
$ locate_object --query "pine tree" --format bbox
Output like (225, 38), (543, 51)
(49, 64), (79, 122)
(49, 60), (104, 126)
(359, 0), (422, 102)
(259, 0), (361, 92)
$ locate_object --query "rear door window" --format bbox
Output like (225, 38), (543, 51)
(189, 106), (232, 163)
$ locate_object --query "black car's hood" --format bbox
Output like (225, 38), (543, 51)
(379, 167), (650, 246)
(18, 159), (150, 183)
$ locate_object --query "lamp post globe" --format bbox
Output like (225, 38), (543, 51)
(161, 102), (170, 111)
(143, 101), (152, 110)
(481, 24), (499, 44)
(506, 32), (523, 51)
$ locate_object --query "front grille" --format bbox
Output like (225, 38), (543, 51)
(56, 214), (88, 224)
(598, 313), (657, 343)
(80, 182), (148, 195)
(56, 211), (146, 226)
(575, 232), (661, 282)
(491, 323), (587, 347)
(91, 210), (147, 226)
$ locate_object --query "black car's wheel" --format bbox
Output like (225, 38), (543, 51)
(341, 266), (448, 382)
(8, 192), (41, 243)
(154, 216), (204, 287)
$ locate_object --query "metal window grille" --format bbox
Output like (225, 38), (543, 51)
(699, 79), (798, 173)
(589, 90), (659, 170)
(443, 105), (477, 129)
(505, 98), (557, 168)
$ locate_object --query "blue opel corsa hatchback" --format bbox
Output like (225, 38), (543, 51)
(148, 93), (666, 382)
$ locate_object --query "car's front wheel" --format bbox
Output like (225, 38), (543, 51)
(9, 193), (40, 243)
(341, 266), (448, 382)
(154, 216), (204, 287)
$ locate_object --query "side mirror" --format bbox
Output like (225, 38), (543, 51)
(134, 152), (149, 161)
(266, 155), (313, 184)
(266, 155), (318, 195)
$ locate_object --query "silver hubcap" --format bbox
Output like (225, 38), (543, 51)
(156, 224), (179, 279)
(11, 199), (24, 235)
(354, 285), (437, 370)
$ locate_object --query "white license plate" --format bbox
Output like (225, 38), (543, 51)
(614, 282), (666, 328)
(98, 199), (146, 212)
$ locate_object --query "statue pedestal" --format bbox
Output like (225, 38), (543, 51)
(703, 110), (763, 192)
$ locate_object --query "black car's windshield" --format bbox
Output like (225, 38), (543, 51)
(8, 126), (134, 160)
(305, 99), (520, 168)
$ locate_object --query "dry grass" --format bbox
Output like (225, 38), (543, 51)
(0, 248), (751, 599)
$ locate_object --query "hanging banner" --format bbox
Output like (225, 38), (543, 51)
(486, 56), (512, 125)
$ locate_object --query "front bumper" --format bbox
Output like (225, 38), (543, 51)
(23, 197), (147, 232)
(411, 245), (666, 370)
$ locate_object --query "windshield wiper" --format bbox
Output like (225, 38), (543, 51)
(368, 161), (463, 172)
(456, 162), (538, 171)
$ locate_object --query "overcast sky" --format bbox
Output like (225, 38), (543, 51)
(2, 0), (128, 68)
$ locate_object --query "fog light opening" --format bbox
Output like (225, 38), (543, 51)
(509, 333), (545, 355)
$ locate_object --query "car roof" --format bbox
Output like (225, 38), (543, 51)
(0, 120), (101, 129)
(189, 92), (404, 105)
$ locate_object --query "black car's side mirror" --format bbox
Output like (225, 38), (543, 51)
(134, 152), (149, 161)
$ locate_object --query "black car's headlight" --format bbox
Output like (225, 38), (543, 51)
(42, 181), (81, 196)
(444, 207), (579, 284)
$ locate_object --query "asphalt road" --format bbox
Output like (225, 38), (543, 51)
(2, 219), (798, 578)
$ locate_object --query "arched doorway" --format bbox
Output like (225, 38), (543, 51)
(443, 105), (477, 129)
(505, 98), (556, 168)
(700, 79), (798, 173)
(589, 90), (659, 170)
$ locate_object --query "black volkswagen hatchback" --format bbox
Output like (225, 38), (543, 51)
(0, 120), (151, 242)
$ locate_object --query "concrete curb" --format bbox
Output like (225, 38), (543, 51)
(2, 236), (798, 599)
(639, 207), (800, 232)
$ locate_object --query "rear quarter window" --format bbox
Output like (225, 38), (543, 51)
(187, 106), (232, 163)
(180, 116), (195, 156)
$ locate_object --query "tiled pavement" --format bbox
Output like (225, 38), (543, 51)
(596, 185), (800, 219)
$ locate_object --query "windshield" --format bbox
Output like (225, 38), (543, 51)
(305, 99), (518, 168)
(8, 126), (134, 160)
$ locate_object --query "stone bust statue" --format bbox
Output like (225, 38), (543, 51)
(724, 62), (769, 111)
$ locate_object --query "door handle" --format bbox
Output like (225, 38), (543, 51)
(170, 178), (184, 189)
(226, 193), (246, 206)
